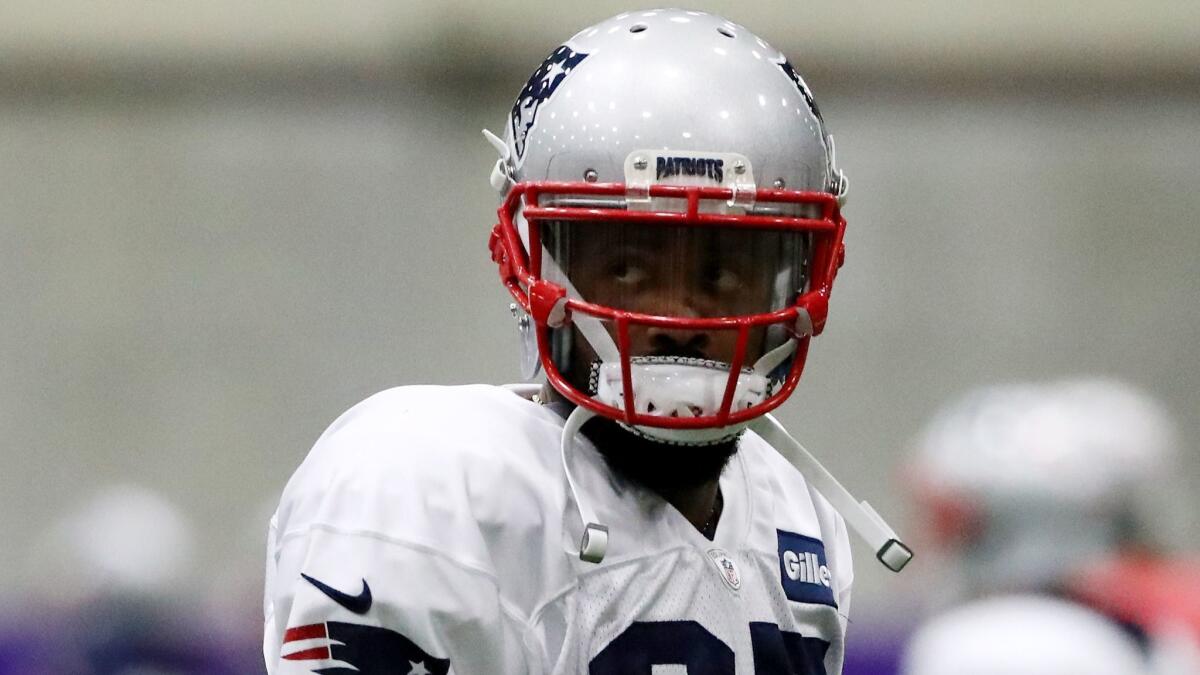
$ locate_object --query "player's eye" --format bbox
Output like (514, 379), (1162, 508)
(703, 263), (742, 293)
(609, 260), (648, 286)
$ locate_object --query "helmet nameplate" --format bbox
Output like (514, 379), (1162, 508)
(624, 150), (755, 210)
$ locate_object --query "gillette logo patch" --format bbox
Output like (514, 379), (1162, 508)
(777, 530), (837, 607)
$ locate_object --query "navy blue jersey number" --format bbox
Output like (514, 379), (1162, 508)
(750, 622), (829, 674)
(589, 621), (827, 674)
(589, 621), (734, 674)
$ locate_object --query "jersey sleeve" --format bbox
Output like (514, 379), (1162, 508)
(264, 522), (531, 674)
(263, 386), (542, 675)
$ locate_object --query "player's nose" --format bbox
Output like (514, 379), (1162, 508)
(645, 328), (711, 360)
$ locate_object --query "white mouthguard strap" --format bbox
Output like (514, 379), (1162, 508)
(753, 339), (797, 376)
(749, 414), (913, 573)
(538, 244), (621, 364)
(560, 405), (609, 564)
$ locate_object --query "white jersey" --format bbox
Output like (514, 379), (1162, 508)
(264, 384), (853, 675)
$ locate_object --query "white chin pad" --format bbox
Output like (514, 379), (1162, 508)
(589, 358), (772, 445)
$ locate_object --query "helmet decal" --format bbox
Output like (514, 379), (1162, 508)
(775, 57), (823, 123)
(510, 44), (589, 161)
(656, 156), (725, 183)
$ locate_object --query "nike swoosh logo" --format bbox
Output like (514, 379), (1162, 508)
(301, 573), (373, 615)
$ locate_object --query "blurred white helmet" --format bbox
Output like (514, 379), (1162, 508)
(901, 595), (1147, 675)
(908, 377), (1177, 596)
(25, 483), (196, 606)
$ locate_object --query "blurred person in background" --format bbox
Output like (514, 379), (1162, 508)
(900, 594), (1148, 675)
(897, 377), (1200, 673)
(3, 484), (245, 675)
(264, 8), (911, 675)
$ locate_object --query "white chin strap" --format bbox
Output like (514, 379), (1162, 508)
(560, 405), (608, 563)
(532, 241), (911, 572)
(559, 405), (912, 571)
(748, 416), (914, 573)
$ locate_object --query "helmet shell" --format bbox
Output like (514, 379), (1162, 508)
(504, 9), (834, 195)
(490, 9), (847, 438)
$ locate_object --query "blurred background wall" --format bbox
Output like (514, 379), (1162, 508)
(1, 0), (1197, 668)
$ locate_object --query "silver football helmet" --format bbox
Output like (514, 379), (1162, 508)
(486, 9), (847, 445)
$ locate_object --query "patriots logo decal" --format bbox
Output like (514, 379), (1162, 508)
(510, 44), (589, 161)
(282, 622), (450, 674)
(776, 58), (823, 123)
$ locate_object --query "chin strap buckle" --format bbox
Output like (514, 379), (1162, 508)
(579, 523), (609, 564)
(877, 538), (914, 573)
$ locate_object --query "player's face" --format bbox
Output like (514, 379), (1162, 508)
(562, 221), (789, 369)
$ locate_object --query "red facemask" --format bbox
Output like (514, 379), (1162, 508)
(490, 179), (846, 434)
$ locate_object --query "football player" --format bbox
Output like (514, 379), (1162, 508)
(900, 378), (1200, 673)
(908, 378), (1178, 603)
(265, 10), (909, 674)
